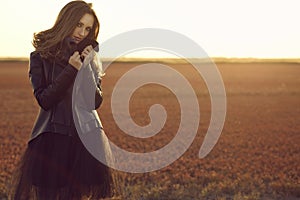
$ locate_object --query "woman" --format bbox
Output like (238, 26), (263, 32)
(11, 1), (115, 199)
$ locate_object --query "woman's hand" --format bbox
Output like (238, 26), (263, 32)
(68, 51), (82, 70)
(81, 45), (95, 64)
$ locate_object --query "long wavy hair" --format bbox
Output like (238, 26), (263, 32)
(33, 1), (100, 60)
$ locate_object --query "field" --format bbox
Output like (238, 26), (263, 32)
(0, 60), (299, 199)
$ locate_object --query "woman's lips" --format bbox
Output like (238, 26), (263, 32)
(73, 36), (82, 43)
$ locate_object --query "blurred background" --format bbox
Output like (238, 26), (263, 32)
(0, 1), (299, 199)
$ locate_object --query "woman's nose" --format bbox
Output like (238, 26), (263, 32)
(79, 28), (85, 36)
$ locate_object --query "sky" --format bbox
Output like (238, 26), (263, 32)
(1, 0), (299, 58)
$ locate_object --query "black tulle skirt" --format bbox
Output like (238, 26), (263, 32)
(11, 132), (115, 200)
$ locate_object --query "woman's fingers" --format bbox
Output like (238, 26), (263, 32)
(81, 45), (95, 63)
(81, 45), (94, 59)
(69, 51), (82, 70)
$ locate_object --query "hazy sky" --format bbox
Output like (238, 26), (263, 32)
(1, 0), (299, 58)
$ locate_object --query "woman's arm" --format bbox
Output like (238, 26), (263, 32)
(29, 52), (78, 110)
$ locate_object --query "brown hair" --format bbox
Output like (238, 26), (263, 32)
(33, 0), (100, 59)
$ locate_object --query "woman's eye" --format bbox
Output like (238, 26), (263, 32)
(77, 23), (83, 27)
(86, 27), (92, 32)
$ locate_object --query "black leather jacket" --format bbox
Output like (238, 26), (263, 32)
(28, 52), (103, 142)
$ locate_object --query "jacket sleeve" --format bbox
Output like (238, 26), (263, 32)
(29, 52), (78, 111)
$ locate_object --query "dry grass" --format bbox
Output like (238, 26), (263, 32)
(0, 61), (299, 199)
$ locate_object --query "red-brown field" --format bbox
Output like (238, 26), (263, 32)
(0, 60), (299, 199)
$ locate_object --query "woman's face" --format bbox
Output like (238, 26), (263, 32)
(71, 13), (94, 43)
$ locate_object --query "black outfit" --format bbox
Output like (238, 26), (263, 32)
(11, 40), (114, 200)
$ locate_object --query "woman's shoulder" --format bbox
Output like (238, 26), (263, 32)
(29, 51), (48, 66)
(30, 51), (41, 59)
(30, 51), (49, 63)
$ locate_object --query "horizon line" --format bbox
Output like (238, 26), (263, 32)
(0, 56), (300, 64)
